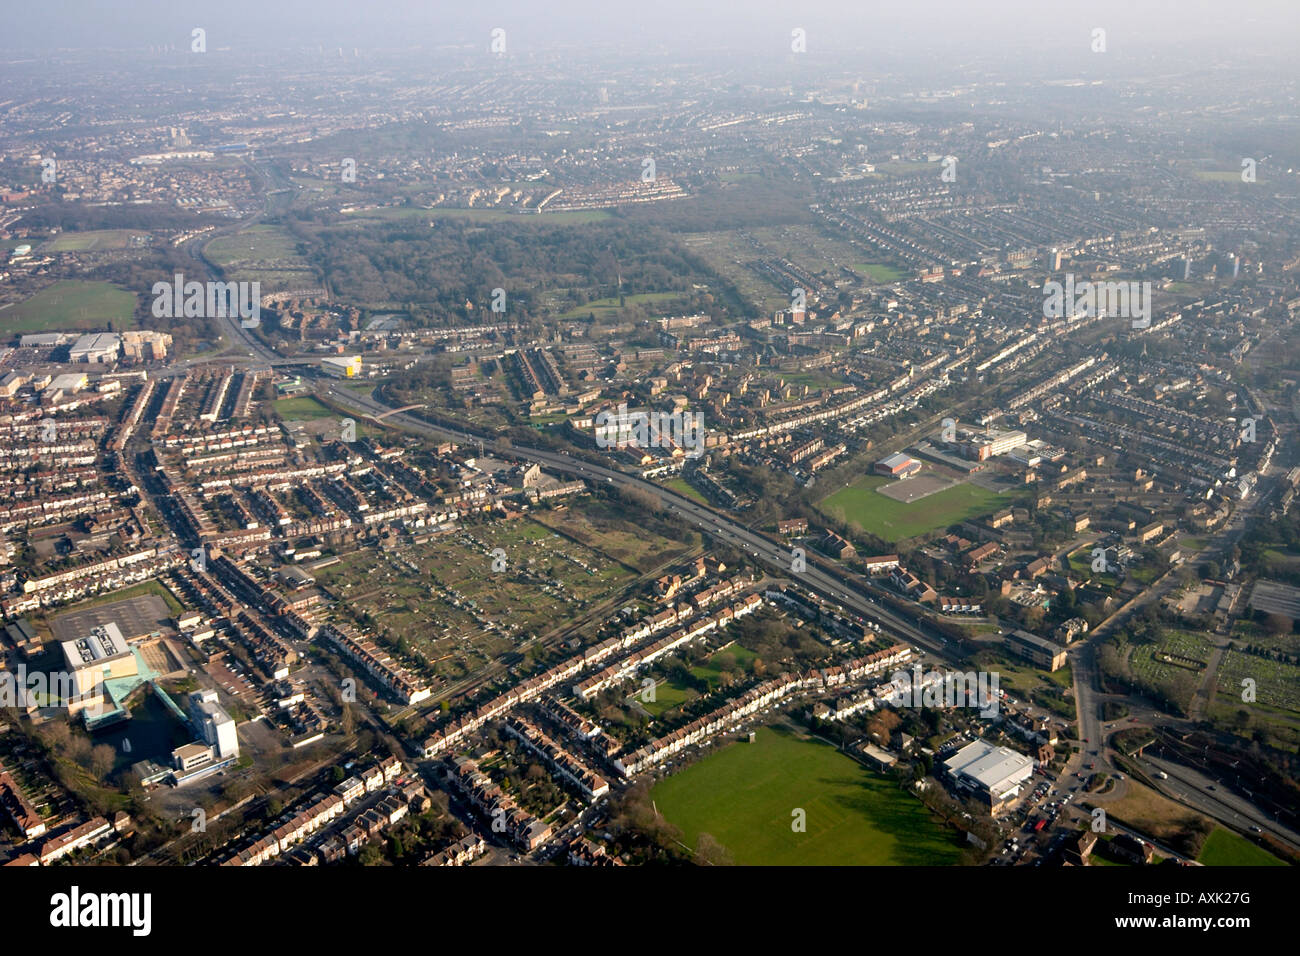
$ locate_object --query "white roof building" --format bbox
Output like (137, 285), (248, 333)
(69, 332), (121, 364)
(942, 740), (1034, 803)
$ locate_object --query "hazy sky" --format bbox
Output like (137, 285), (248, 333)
(4, 0), (1298, 60)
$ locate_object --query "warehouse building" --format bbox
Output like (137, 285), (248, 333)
(874, 452), (922, 478)
(942, 739), (1034, 812)
(69, 332), (121, 364)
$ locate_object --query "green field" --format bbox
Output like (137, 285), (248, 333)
(45, 230), (148, 252)
(641, 678), (695, 716)
(1, 280), (139, 334)
(205, 225), (304, 266)
(1196, 827), (1288, 866)
(641, 643), (760, 716)
(650, 727), (963, 865)
(274, 396), (336, 420)
(555, 291), (684, 320)
(663, 477), (709, 506)
(852, 262), (905, 283)
(819, 475), (1011, 543)
(205, 225), (319, 294)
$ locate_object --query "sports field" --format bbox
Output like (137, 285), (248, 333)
(819, 474), (1011, 543)
(650, 727), (962, 865)
(852, 262), (905, 283)
(45, 229), (148, 252)
(0, 279), (139, 334)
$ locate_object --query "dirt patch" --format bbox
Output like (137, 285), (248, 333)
(877, 473), (953, 503)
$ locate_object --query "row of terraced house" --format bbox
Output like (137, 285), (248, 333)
(613, 643), (913, 777)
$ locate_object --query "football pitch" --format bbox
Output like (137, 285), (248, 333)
(819, 474), (1011, 543)
(649, 727), (963, 865)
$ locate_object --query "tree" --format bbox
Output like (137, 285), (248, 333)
(90, 744), (115, 779)
(1265, 613), (1293, 637)
(694, 832), (734, 866)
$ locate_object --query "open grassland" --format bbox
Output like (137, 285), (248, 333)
(273, 395), (336, 420)
(650, 727), (963, 865)
(820, 474), (1011, 543)
(554, 291), (685, 320)
(45, 229), (149, 252)
(0, 280), (139, 334)
(852, 262), (906, 283)
(1101, 780), (1211, 851)
(205, 225), (306, 267)
(1196, 827), (1288, 866)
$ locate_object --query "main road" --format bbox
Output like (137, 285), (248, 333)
(321, 382), (962, 665)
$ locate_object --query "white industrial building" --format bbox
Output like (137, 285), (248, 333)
(321, 355), (362, 378)
(69, 332), (121, 364)
(942, 740), (1034, 811)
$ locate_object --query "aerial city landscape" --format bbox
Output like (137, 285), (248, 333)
(0, 0), (1296, 892)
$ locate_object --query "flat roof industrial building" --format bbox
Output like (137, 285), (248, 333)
(875, 452), (922, 478)
(943, 740), (1034, 810)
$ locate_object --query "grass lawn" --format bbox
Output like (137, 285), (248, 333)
(650, 726), (962, 865)
(851, 262), (905, 283)
(205, 224), (303, 266)
(45, 229), (148, 252)
(640, 679), (696, 716)
(663, 476), (709, 506)
(820, 475), (1012, 543)
(1067, 546), (1119, 587)
(690, 643), (758, 689)
(0, 279), (138, 334)
(554, 291), (684, 320)
(1196, 827), (1288, 866)
(274, 396), (336, 420)
(1129, 630), (1213, 701)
